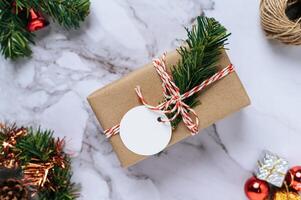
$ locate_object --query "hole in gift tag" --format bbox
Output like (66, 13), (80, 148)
(119, 106), (172, 156)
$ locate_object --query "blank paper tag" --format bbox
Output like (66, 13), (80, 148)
(119, 106), (172, 156)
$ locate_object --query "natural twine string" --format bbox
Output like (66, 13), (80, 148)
(260, 0), (301, 45)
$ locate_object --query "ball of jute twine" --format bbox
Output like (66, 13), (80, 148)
(260, 0), (301, 45)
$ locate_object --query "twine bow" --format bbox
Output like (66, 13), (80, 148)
(104, 53), (234, 138)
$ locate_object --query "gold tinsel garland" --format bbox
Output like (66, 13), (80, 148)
(0, 123), (77, 199)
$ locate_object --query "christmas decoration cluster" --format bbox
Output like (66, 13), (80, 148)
(0, 123), (78, 200)
(0, 0), (90, 60)
(244, 151), (301, 200)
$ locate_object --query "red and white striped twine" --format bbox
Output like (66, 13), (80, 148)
(104, 53), (235, 138)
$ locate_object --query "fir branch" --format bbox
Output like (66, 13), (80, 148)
(38, 164), (79, 200)
(0, 0), (90, 60)
(0, 1), (10, 10)
(0, 124), (79, 200)
(170, 16), (230, 127)
(17, 128), (79, 200)
(173, 16), (230, 93)
(0, 7), (34, 59)
(38, 0), (90, 29)
(16, 128), (56, 164)
(12, 0), (33, 11)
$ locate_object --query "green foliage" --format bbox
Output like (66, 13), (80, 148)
(16, 128), (56, 164)
(170, 16), (230, 127)
(0, 8), (34, 59)
(0, 0), (90, 60)
(38, 164), (79, 200)
(38, 0), (90, 29)
(173, 16), (230, 93)
(0, 124), (79, 200)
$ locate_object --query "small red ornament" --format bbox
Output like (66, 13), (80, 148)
(286, 166), (301, 191)
(244, 176), (269, 200)
(27, 9), (49, 32)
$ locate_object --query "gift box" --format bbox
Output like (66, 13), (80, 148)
(87, 50), (250, 168)
(255, 150), (289, 187)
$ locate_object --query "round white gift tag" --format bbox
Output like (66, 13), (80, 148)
(119, 106), (172, 156)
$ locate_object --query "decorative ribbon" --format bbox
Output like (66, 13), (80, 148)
(104, 53), (235, 138)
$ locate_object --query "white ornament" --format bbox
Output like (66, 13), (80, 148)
(119, 106), (172, 156)
(255, 150), (289, 187)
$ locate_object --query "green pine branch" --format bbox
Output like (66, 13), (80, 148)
(170, 16), (230, 127)
(18, 128), (79, 200)
(0, 0), (90, 60)
(35, 0), (90, 29)
(0, 7), (34, 59)
(12, 0), (33, 11)
(38, 163), (79, 200)
(0, 124), (79, 200)
(16, 128), (56, 164)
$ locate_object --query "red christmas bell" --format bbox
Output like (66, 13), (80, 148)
(286, 166), (301, 191)
(244, 176), (269, 200)
(27, 9), (49, 32)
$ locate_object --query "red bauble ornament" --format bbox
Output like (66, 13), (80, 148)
(244, 176), (269, 200)
(27, 9), (49, 32)
(286, 166), (301, 191)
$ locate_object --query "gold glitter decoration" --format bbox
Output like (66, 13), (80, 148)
(0, 123), (5, 129)
(2, 127), (27, 152)
(23, 161), (54, 188)
(273, 189), (301, 200)
(0, 126), (27, 169)
(0, 153), (19, 169)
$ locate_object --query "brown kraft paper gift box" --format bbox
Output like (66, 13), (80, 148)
(87, 50), (250, 168)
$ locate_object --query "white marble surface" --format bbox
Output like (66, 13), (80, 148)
(1, 0), (301, 199)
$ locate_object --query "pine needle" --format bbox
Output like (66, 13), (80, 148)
(0, 124), (79, 200)
(0, 0), (90, 59)
(170, 16), (230, 127)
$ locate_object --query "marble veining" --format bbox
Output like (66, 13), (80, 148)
(1, 0), (301, 199)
